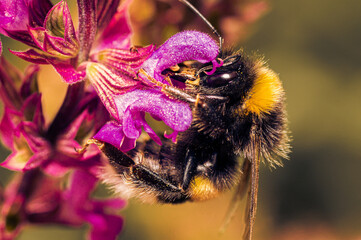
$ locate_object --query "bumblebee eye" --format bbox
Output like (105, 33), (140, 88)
(206, 71), (238, 87)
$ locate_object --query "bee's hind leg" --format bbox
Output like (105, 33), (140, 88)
(101, 142), (188, 203)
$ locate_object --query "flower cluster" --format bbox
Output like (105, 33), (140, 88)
(0, 0), (147, 238)
(0, 0), (220, 238)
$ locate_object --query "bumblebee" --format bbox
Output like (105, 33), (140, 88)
(97, 50), (289, 238)
(90, 1), (290, 240)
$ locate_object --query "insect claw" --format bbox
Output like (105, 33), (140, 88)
(165, 76), (174, 86)
(75, 139), (104, 154)
(195, 94), (201, 107)
(185, 77), (200, 86)
(130, 46), (140, 53)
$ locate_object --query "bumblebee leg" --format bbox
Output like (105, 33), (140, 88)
(75, 139), (104, 154)
(181, 150), (198, 190)
(102, 143), (186, 201)
(131, 165), (182, 193)
(138, 68), (206, 107)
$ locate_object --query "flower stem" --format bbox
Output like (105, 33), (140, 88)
(77, 0), (97, 64)
(45, 82), (85, 144)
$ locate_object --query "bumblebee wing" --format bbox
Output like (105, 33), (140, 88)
(243, 133), (261, 240)
(220, 159), (251, 233)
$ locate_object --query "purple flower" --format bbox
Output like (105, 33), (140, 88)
(94, 89), (193, 151)
(0, 170), (125, 240)
(94, 31), (219, 151)
(0, 58), (105, 175)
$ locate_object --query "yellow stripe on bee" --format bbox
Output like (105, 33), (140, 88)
(189, 176), (219, 201)
(243, 67), (283, 115)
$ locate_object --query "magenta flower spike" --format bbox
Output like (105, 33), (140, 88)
(0, 55), (125, 238)
(0, 170), (125, 240)
(64, 170), (125, 240)
(0, 58), (105, 175)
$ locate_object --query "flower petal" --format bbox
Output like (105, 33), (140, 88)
(28, 26), (78, 58)
(0, 107), (22, 149)
(9, 49), (49, 64)
(116, 89), (192, 131)
(3, 29), (38, 49)
(88, 214), (123, 240)
(44, 1), (76, 41)
(113, 89), (192, 146)
(93, 121), (137, 152)
(0, 57), (23, 108)
(93, 44), (156, 71)
(0, 132), (34, 171)
(86, 62), (140, 120)
(28, 0), (53, 27)
(20, 93), (44, 129)
(20, 64), (40, 100)
(43, 32), (78, 57)
(67, 170), (97, 205)
(0, 0), (29, 34)
(93, 0), (132, 52)
(140, 31), (219, 85)
(96, 0), (121, 32)
(48, 60), (86, 83)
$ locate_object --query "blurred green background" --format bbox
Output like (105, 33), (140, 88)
(1, 0), (361, 239)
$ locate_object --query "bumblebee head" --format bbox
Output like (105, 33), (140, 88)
(198, 52), (284, 117)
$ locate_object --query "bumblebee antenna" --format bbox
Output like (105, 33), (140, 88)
(178, 0), (223, 49)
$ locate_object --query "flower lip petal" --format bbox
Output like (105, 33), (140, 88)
(113, 89), (192, 147)
(93, 121), (137, 152)
(140, 30), (219, 85)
